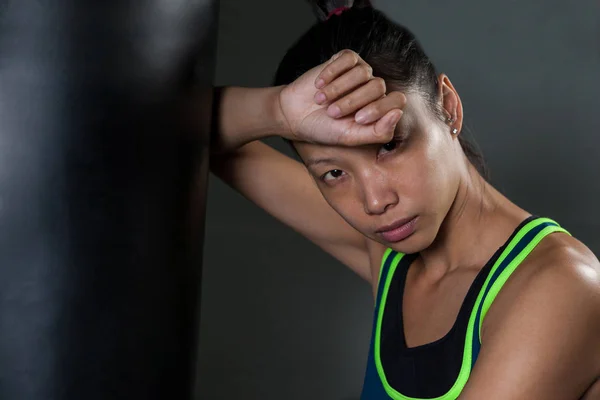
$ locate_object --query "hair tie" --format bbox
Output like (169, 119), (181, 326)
(326, 6), (350, 20)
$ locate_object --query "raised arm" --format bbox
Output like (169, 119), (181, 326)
(211, 86), (289, 153)
(211, 140), (375, 280)
(212, 50), (405, 153)
(210, 50), (405, 281)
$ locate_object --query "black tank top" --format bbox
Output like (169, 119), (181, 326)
(360, 216), (569, 399)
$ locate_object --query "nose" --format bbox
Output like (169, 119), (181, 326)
(361, 174), (399, 216)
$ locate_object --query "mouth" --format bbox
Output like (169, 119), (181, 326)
(375, 216), (418, 243)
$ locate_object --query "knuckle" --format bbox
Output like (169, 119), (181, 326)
(358, 65), (371, 81)
(333, 49), (348, 61)
(344, 50), (359, 65)
(391, 91), (407, 105)
(372, 77), (386, 92)
(322, 68), (334, 80)
(341, 97), (354, 110)
(326, 83), (340, 96)
(368, 103), (382, 116)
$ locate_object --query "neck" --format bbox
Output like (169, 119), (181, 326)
(418, 163), (529, 281)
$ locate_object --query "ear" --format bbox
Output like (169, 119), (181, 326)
(437, 74), (463, 136)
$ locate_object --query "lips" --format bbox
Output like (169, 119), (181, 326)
(375, 216), (415, 233)
(375, 216), (418, 243)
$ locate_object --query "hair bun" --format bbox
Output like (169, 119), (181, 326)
(306, 0), (372, 21)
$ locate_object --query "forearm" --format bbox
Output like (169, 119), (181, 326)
(212, 86), (290, 153)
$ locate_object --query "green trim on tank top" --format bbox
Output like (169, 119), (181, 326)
(373, 217), (570, 400)
(475, 218), (570, 339)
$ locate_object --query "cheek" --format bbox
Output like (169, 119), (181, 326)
(424, 142), (454, 185)
(319, 188), (365, 229)
(394, 133), (457, 204)
(420, 134), (462, 206)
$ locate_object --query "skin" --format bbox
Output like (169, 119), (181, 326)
(211, 50), (600, 399)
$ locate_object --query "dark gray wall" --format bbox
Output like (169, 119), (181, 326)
(198, 1), (599, 399)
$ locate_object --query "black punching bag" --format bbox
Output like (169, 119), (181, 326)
(0, 1), (217, 399)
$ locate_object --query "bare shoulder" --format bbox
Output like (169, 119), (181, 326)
(480, 230), (599, 330)
(464, 232), (600, 398)
(483, 230), (600, 350)
(528, 233), (600, 323)
(527, 233), (600, 297)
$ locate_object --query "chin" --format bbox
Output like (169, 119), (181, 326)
(387, 226), (436, 255)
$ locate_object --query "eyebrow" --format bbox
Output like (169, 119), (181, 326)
(305, 157), (338, 168)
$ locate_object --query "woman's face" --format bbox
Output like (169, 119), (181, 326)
(295, 93), (466, 255)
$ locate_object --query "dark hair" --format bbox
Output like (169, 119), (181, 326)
(274, 0), (488, 179)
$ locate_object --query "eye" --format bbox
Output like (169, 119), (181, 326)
(321, 169), (346, 182)
(378, 137), (404, 156)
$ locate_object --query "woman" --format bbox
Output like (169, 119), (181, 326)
(210, 1), (600, 399)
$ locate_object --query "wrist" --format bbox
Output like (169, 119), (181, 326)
(269, 85), (293, 139)
(213, 86), (293, 154)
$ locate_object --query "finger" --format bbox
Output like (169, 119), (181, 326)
(337, 109), (402, 146)
(316, 64), (376, 108)
(324, 76), (385, 118)
(315, 49), (363, 89)
(354, 91), (407, 124)
(373, 109), (403, 140)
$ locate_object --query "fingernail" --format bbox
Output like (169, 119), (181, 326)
(388, 110), (402, 126)
(355, 110), (368, 124)
(316, 79), (325, 89)
(315, 92), (326, 104)
(374, 111), (401, 137)
(328, 105), (341, 118)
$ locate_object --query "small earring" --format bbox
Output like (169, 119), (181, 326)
(446, 116), (454, 123)
(452, 128), (458, 135)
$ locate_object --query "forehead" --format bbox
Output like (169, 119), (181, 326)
(396, 92), (425, 131)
